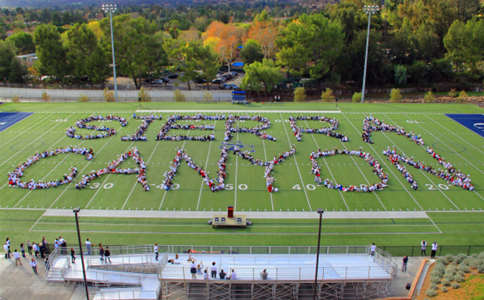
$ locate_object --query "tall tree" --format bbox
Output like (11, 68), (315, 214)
(246, 18), (279, 59)
(101, 15), (167, 89)
(240, 39), (263, 65)
(65, 23), (109, 84)
(241, 59), (283, 94)
(33, 24), (67, 81)
(276, 14), (344, 80)
(0, 41), (26, 83)
(6, 31), (35, 55)
(203, 21), (244, 72)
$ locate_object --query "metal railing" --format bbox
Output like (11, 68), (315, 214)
(161, 265), (395, 281)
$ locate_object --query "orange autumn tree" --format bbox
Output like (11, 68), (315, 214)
(247, 19), (279, 59)
(203, 21), (244, 72)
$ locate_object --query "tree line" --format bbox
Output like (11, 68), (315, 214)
(0, 0), (482, 93)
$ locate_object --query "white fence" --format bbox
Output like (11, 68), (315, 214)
(0, 87), (232, 102)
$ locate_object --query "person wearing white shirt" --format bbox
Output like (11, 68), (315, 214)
(431, 241), (438, 258)
(3, 243), (9, 259)
(154, 243), (159, 261)
(13, 249), (22, 266)
(370, 243), (376, 256)
(30, 258), (38, 274)
(229, 269), (237, 280)
(85, 238), (92, 256)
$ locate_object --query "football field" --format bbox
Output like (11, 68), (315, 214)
(0, 102), (483, 251)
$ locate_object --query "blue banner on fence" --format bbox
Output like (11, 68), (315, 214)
(446, 114), (484, 138)
(0, 112), (33, 132)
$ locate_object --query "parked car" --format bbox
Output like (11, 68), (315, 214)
(222, 83), (239, 90)
(152, 78), (169, 84)
(167, 73), (178, 79)
(212, 78), (224, 84)
(194, 77), (207, 84)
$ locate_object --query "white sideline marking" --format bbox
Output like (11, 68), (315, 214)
(41, 208), (429, 219)
(383, 114), (460, 210)
(279, 113), (312, 211)
(136, 110), (342, 114)
(342, 113), (425, 210)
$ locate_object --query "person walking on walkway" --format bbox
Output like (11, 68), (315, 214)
(370, 243), (376, 257)
(154, 243), (159, 261)
(104, 246), (111, 264)
(402, 256), (408, 272)
(211, 262), (217, 279)
(99, 243), (104, 262)
(30, 258), (38, 275)
(420, 240), (427, 256)
(85, 238), (92, 256)
(3, 242), (9, 259)
(70, 248), (76, 264)
(13, 249), (22, 266)
(431, 241), (438, 258)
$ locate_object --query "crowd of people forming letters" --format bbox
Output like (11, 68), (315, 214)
(310, 149), (388, 192)
(66, 115), (128, 140)
(289, 115), (349, 142)
(7, 113), (474, 193)
(8, 147), (94, 190)
(363, 116), (473, 191)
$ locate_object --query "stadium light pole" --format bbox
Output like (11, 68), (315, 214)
(102, 3), (119, 102)
(360, 4), (379, 103)
(313, 209), (324, 300)
(73, 208), (89, 300)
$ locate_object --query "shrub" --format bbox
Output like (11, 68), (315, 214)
(443, 254), (454, 265)
(321, 88), (335, 102)
(454, 254), (466, 264)
(441, 287), (448, 293)
(294, 87), (306, 102)
(478, 263), (484, 273)
(455, 274), (465, 282)
(174, 89), (186, 102)
(12, 96), (20, 103)
(457, 90), (468, 102)
(448, 88), (458, 97)
(78, 95), (89, 102)
(441, 279), (451, 287)
(426, 288), (438, 297)
(41, 91), (50, 102)
(203, 91), (213, 102)
(432, 263), (446, 277)
(424, 91), (435, 103)
(104, 88), (114, 102)
(138, 87), (151, 102)
(458, 264), (470, 273)
(451, 282), (460, 289)
(430, 276), (441, 284)
(389, 88), (402, 102)
(352, 92), (361, 103)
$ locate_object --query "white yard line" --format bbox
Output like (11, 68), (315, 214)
(426, 114), (484, 156)
(279, 113), (312, 211)
(425, 212), (443, 234)
(159, 141), (187, 210)
(380, 114), (460, 210)
(121, 141), (163, 210)
(85, 142), (136, 209)
(410, 115), (484, 175)
(45, 126), (130, 211)
(303, 120), (349, 210)
(342, 113), (425, 210)
(28, 214), (44, 232)
(196, 132), (213, 210)
(14, 147), (72, 208)
(261, 139), (274, 211)
(234, 130), (239, 211)
(0, 113), (51, 150)
(0, 115), (69, 168)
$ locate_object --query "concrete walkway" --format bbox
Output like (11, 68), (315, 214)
(42, 209), (430, 219)
(388, 256), (424, 297)
(0, 257), (79, 300)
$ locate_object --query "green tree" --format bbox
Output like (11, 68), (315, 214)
(65, 23), (109, 84)
(0, 41), (26, 83)
(33, 24), (67, 81)
(241, 59), (283, 95)
(444, 19), (484, 75)
(276, 14), (344, 80)
(6, 31), (35, 55)
(240, 39), (263, 65)
(101, 15), (167, 89)
(394, 65), (407, 86)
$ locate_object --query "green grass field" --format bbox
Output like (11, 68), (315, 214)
(0, 102), (483, 253)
